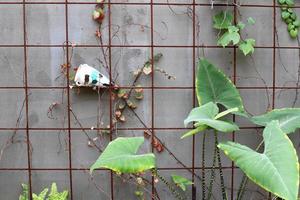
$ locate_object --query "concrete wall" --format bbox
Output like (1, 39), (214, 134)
(0, 1), (299, 199)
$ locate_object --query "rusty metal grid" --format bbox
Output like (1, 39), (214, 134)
(0, 0), (299, 199)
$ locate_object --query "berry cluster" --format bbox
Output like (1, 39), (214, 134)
(278, 0), (300, 38)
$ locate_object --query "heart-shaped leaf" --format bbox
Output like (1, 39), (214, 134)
(251, 108), (300, 134)
(218, 121), (299, 200)
(182, 102), (239, 138)
(90, 137), (155, 174)
(196, 59), (246, 116)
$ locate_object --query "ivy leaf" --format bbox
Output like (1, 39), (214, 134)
(247, 17), (256, 25)
(90, 137), (156, 174)
(217, 26), (240, 47)
(218, 121), (299, 200)
(196, 59), (246, 116)
(251, 108), (300, 134)
(171, 175), (193, 191)
(237, 22), (246, 30)
(213, 11), (233, 29)
(182, 102), (239, 138)
(238, 39), (255, 56)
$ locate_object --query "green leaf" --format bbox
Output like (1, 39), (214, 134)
(218, 121), (299, 200)
(171, 175), (193, 191)
(90, 137), (156, 174)
(213, 11), (234, 29)
(238, 39), (255, 56)
(217, 27), (240, 47)
(237, 22), (246, 30)
(47, 183), (68, 200)
(251, 108), (300, 134)
(19, 184), (29, 200)
(247, 17), (256, 25)
(184, 102), (239, 134)
(196, 59), (246, 116)
(33, 188), (48, 200)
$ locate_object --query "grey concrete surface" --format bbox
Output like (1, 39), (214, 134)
(0, 1), (299, 200)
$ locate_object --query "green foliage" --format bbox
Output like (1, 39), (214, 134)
(47, 183), (68, 200)
(251, 108), (300, 134)
(196, 59), (246, 116)
(32, 189), (48, 200)
(90, 137), (156, 174)
(213, 11), (234, 29)
(19, 183), (68, 200)
(213, 11), (256, 56)
(218, 121), (299, 200)
(238, 39), (255, 56)
(182, 102), (239, 138)
(19, 184), (29, 200)
(278, 0), (299, 38)
(171, 175), (193, 191)
(217, 26), (240, 47)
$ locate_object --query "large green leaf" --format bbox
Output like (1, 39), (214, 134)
(183, 102), (239, 138)
(252, 108), (300, 134)
(196, 59), (246, 116)
(90, 137), (156, 174)
(218, 121), (299, 200)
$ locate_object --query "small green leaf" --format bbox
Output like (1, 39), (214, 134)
(238, 39), (255, 56)
(217, 27), (240, 47)
(218, 121), (299, 200)
(282, 11), (290, 20)
(251, 108), (300, 134)
(213, 11), (234, 29)
(237, 22), (245, 30)
(90, 137), (156, 174)
(247, 17), (256, 25)
(171, 175), (193, 191)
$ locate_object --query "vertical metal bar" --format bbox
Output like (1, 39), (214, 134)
(150, 0), (155, 198)
(22, 1), (33, 199)
(64, 0), (73, 199)
(232, 1), (237, 199)
(192, 0), (196, 199)
(108, 0), (114, 199)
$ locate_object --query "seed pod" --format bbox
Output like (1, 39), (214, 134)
(126, 100), (137, 109)
(135, 92), (144, 100)
(118, 101), (126, 110)
(115, 110), (122, 118)
(117, 89), (127, 98)
(119, 115), (126, 122)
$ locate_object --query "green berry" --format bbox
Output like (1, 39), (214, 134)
(293, 20), (300, 27)
(288, 23), (295, 31)
(282, 11), (290, 19)
(289, 29), (298, 38)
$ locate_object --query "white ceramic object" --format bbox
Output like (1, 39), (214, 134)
(74, 64), (112, 87)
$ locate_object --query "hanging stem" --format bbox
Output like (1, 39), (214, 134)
(214, 130), (228, 200)
(151, 169), (186, 200)
(207, 133), (217, 200)
(201, 132), (206, 200)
